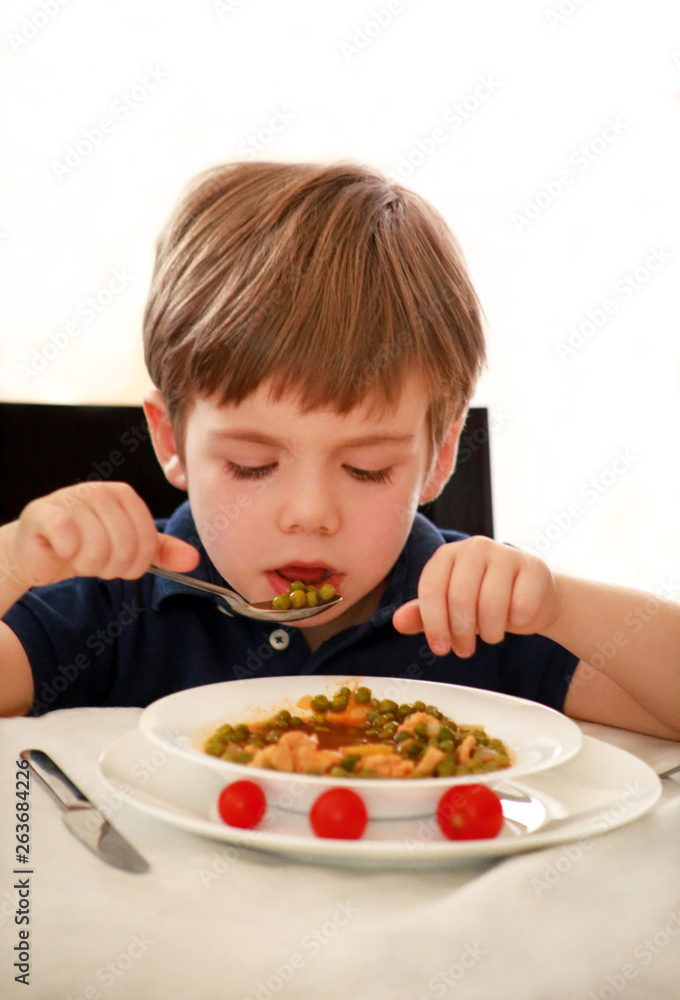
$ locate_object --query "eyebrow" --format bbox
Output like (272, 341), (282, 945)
(207, 429), (416, 447)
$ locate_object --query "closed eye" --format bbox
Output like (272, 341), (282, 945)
(226, 460), (277, 480)
(344, 465), (393, 485)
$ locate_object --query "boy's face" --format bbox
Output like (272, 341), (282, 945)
(151, 375), (457, 645)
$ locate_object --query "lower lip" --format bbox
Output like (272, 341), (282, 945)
(265, 569), (343, 595)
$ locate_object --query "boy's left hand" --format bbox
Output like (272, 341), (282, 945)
(392, 536), (560, 657)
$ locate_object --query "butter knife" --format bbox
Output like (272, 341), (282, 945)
(20, 749), (149, 874)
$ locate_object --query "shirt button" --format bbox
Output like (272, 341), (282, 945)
(269, 629), (290, 650)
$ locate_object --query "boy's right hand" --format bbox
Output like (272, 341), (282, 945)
(7, 481), (199, 590)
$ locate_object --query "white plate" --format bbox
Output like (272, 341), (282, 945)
(138, 676), (583, 818)
(99, 730), (661, 868)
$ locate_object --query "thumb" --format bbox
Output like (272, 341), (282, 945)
(154, 534), (201, 572)
(392, 598), (424, 635)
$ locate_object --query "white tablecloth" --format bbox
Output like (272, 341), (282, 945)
(2, 708), (680, 1000)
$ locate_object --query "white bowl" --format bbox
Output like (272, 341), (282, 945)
(138, 675), (582, 819)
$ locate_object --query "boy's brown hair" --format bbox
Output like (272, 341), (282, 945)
(143, 161), (485, 452)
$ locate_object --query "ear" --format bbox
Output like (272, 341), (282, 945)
(143, 389), (188, 490)
(419, 410), (467, 505)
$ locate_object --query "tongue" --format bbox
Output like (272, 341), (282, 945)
(279, 567), (330, 586)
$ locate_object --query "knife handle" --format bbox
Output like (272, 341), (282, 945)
(20, 750), (90, 810)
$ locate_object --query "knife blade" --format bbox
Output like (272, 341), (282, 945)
(20, 749), (149, 874)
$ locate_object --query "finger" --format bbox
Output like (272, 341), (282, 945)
(78, 486), (146, 579)
(392, 599), (424, 635)
(444, 546), (487, 659)
(155, 534), (201, 572)
(507, 558), (555, 633)
(110, 485), (164, 578)
(476, 559), (517, 645)
(417, 545), (464, 656)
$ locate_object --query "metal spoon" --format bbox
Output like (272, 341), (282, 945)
(147, 566), (342, 622)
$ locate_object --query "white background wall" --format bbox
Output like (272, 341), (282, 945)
(1, 0), (678, 595)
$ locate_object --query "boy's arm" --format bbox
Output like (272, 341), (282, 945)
(393, 536), (680, 739)
(545, 574), (680, 738)
(0, 482), (199, 717)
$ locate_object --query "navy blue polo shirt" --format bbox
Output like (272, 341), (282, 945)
(3, 503), (579, 716)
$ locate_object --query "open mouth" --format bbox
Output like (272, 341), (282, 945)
(266, 563), (341, 594)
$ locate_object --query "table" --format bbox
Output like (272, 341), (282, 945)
(2, 708), (680, 1000)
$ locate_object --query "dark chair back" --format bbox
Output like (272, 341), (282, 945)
(0, 402), (493, 536)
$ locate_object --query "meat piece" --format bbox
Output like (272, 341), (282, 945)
(296, 745), (342, 774)
(277, 730), (319, 751)
(456, 733), (476, 766)
(250, 743), (295, 772)
(413, 745), (446, 777)
(356, 754), (415, 777)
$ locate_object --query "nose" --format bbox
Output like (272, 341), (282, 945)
(276, 467), (341, 535)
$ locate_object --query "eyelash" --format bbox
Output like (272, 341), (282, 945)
(225, 461), (394, 485)
(344, 465), (394, 485)
(226, 461), (277, 480)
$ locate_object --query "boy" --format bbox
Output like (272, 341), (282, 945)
(0, 161), (678, 736)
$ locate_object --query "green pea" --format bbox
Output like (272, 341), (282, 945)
(276, 709), (291, 723)
(355, 686), (371, 704)
(272, 593), (291, 611)
(205, 742), (224, 756)
(311, 695), (330, 713)
(265, 731), (279, 743)
(435, 758), (457, 777)
(379, 699), (398, 714)
(232, 725), (250, 743)
(395, 730), (411, 743)
(397, 704), (414, 721)
(339, 754), (360, 772)
(339, 686), (351, 699)
(330, 696), (348, 712)
(235, 751), (253, 764)
(329, 766), (349, 777)
(289, 716), (304, 727)
(290, 589), (307, 609)
(438, 726), (455, 743)
(289, 580), (306, 591)
(413, 722), (428, 738)
(439, 740), (456, 754)
(413, 700), (426, 712)
(318, 583), (336, 602)
(305, 589), (318, 607)
(312, 712), (327, 725)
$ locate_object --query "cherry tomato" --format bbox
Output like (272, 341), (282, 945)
(217, 780), (266, 829)
(309, 788), (368, 840)
(436, 784), (503, 840)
